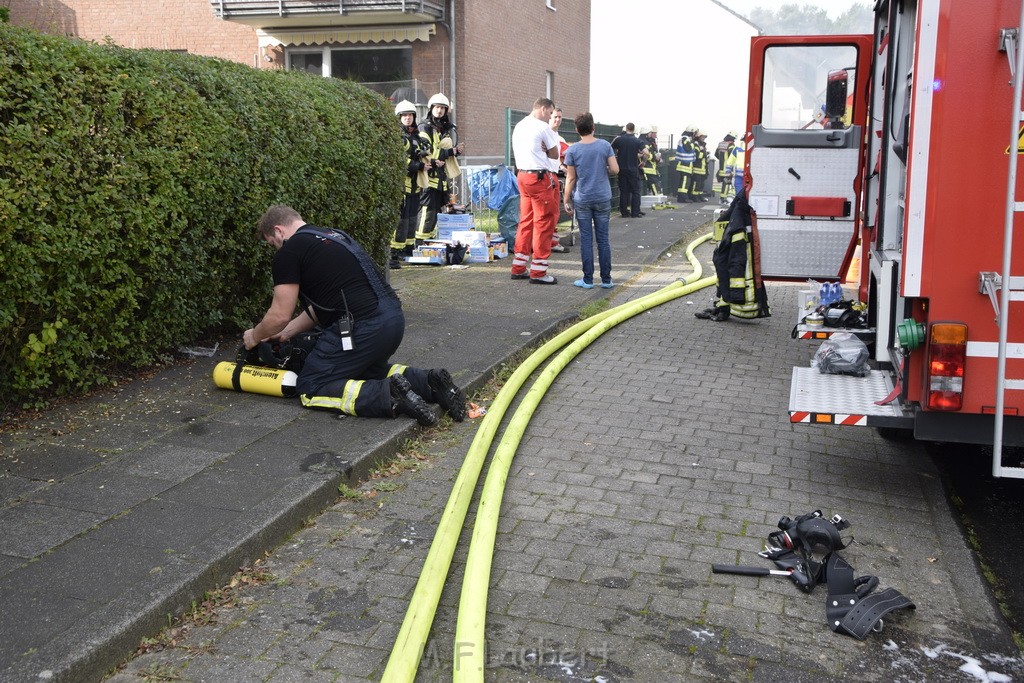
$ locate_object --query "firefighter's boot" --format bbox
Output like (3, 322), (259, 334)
(428, 368), (467, 422)
(389, 248), (403, 270)
(390, 375), (437, 426)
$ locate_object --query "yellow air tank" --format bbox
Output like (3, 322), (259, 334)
(212, 362), (298, 398)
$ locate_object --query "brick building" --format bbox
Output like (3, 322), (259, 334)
(6, 0), (590, 164)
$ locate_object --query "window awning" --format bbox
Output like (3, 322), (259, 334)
(257, 24), (435, 47)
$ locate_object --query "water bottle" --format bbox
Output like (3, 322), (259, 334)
(819, 281), (831, 306)
(830, 282), (844, 304)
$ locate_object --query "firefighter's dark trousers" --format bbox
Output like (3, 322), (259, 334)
(297, 301), (431, 417)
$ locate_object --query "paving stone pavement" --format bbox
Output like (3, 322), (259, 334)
(0, 203), (715, 683)
(102, 219), (1024, 682)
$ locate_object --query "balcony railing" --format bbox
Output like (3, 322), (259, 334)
(211, 0), (446, 21)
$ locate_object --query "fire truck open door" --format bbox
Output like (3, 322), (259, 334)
(745, 35), (872, 280)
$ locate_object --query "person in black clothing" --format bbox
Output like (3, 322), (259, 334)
(244, 205), (467, 426)
(611, 122), (645, 218)
(391, 100), (427, 268)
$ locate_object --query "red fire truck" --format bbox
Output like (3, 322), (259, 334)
(746, 0), (1024, 476)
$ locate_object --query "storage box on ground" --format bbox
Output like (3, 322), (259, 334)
(406, 241), (447, 265)
(451, 230), (489, 263)
(489, 236), (508, 259)
(437, 213), (474, 242)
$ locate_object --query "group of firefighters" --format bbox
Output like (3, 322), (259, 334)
(673, 127), (743, 205)
(634, 126), (742, 206)
(620, 125), (736, 206)
(391, 94), (464, 270)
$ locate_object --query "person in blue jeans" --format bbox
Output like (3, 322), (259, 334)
(563, 113), (620, 289)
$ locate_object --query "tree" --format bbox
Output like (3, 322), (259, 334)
(833, 5), (875, 34)
(750, 3), (873, 36)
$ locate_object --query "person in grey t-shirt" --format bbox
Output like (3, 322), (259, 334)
(563, 113), (620, 289)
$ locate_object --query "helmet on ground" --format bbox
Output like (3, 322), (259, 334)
(427, 93), (451, 110)
(394, 100), (417, 117)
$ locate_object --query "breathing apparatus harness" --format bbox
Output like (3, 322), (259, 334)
(771, 510), (914, 639)
(229, 330), (320, 393)
(717, 510), (915, 639)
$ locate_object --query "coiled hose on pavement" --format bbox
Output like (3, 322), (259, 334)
(382, 232), (717, 682)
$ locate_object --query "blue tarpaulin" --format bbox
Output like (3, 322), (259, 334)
(468, 165), (520, 210)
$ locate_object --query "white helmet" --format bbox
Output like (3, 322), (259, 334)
(394, 100), (417, 116)
(638, 125), (652, 135)
(427, 93), (450, 109)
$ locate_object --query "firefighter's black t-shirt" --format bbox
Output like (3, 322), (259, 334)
(272, 226), (379, 325)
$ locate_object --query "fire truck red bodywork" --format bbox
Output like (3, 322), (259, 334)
(751, 0), (1024, 449)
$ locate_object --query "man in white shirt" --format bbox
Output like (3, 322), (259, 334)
(510, 97), (560, 284)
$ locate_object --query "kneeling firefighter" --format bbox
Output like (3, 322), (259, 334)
(240, 204), (467, 426)
(696, 189), (771, 321)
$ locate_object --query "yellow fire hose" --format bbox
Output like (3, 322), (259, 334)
(382, 233), (716, 682)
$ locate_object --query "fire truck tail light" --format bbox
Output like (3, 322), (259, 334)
(927, 323), (967, 411)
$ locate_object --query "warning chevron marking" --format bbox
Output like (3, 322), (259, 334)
(1006, 125), (1024, 154)
(790, 411), (867, 426)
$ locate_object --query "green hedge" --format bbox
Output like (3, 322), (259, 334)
(0, 24), (405, 408)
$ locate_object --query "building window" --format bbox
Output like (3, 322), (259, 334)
(331, 47), (411, 83)
(286, 46), (411, 84)
(546, 71), (554, 100)
(289, 51), (325, 76)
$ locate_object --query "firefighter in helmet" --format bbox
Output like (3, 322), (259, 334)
(416, 93), (464, 242)
(730, 134), (746, 196)
(392, 100), (427, 268)
(638, 125), (662, 196)
(675, 126), (696, 202)
(715, 131), (738, 205)
(690, 129), (709, 202)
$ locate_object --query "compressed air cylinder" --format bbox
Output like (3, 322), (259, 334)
(212, 362), (298, 398)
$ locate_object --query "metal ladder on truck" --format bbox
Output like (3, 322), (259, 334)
(989, 13), (1024, 478)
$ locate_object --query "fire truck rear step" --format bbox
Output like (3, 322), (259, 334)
(789, 367), (910, 427)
